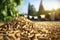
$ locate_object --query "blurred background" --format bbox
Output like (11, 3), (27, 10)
(0, 0), (60, 22)
(18, 0), (60, 21)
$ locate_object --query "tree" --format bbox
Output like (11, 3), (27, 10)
(38, 0), (45, 15)
(28, 3), (37, 16)
(38, 9), (45, 15)
(0, 0), (23, 21)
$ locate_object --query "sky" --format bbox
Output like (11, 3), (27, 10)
(17, 0), (60, 14)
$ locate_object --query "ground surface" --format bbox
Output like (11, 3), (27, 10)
(0, 21), (60, 40)
(0, 23), (4, 26)
(33, 21), (60, 40)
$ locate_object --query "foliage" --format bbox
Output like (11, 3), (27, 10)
(38, 9), (45, 15)
(0, 0), (23, 22)
(56, 8), (60, 12)
(28, 3), (37, 16)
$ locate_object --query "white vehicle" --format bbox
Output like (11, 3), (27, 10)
(34, 16), (38, 19)
(29, 16), (32, 19)
(40, 15), (45, 19)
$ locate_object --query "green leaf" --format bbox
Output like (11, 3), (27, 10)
(2, 10), (7, 16)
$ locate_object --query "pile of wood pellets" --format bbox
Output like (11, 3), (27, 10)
(0, 16), (60, 40)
